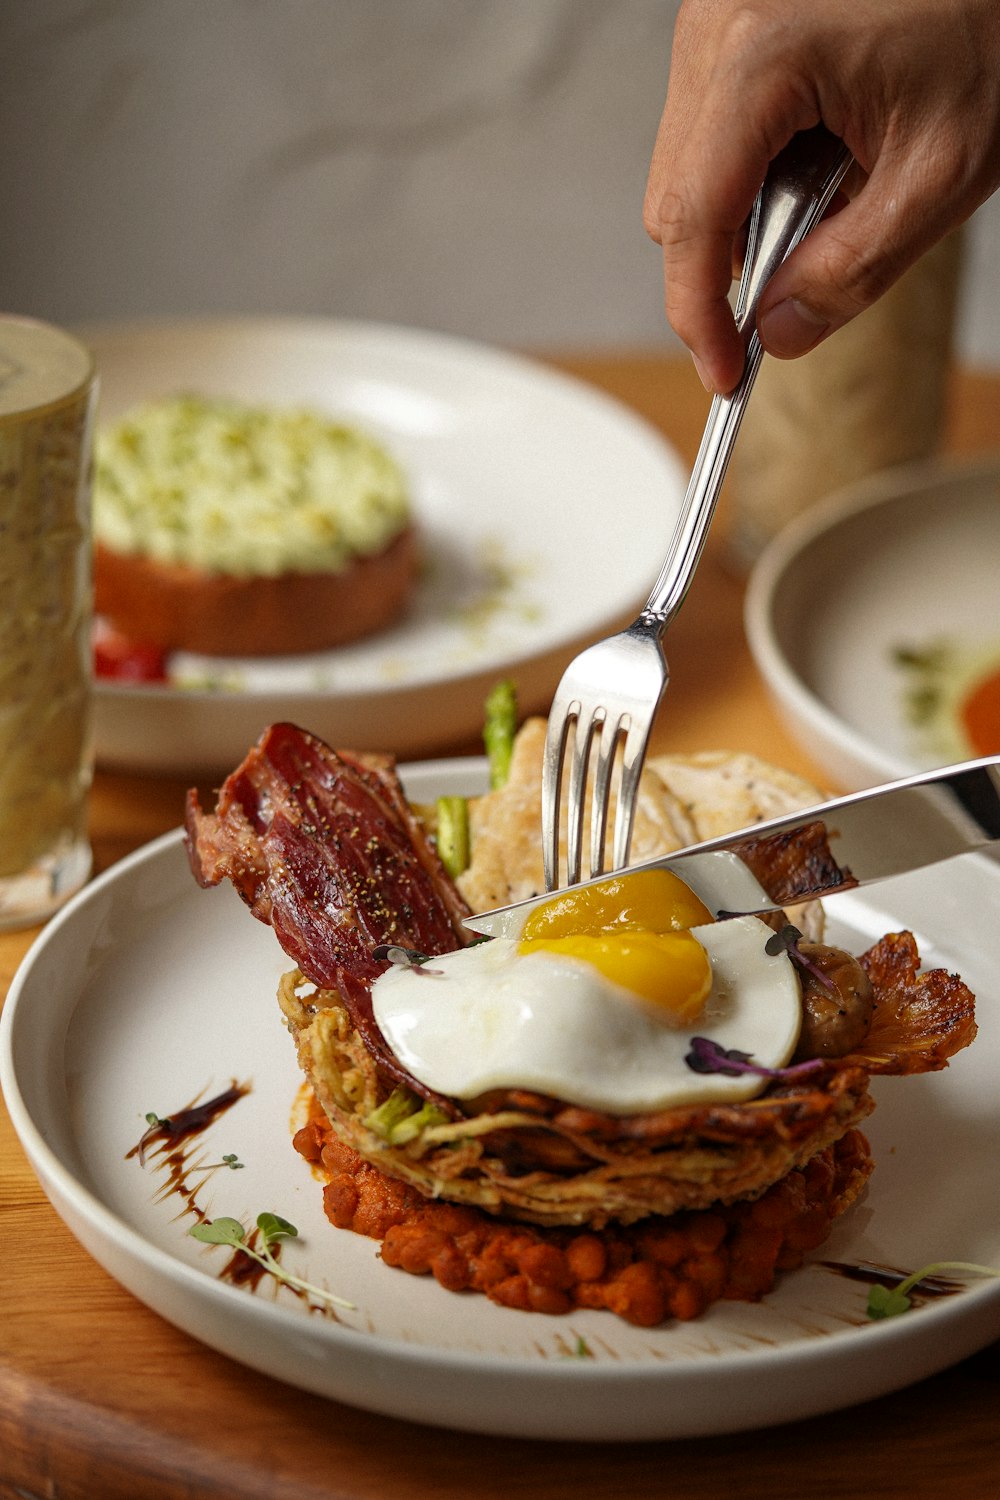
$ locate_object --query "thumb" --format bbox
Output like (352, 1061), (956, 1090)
(755, 160), (946, 358)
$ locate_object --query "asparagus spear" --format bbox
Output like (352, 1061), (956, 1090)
(435, 794), (470, 878)
(483, 678), (517, 790)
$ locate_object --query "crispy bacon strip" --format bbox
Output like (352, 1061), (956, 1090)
(854, 930), (977, 1074)
(185, 722), (471, 1090)
(732, 820), (857, 906)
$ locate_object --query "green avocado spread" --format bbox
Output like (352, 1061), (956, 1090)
(93, 394), (411, 576)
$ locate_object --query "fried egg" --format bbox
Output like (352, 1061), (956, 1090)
(372, 861), (803, 1115)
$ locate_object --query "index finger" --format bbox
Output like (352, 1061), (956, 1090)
(644, 85), (817, 391)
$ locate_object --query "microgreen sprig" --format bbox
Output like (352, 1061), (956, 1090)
(764, 924), (837, 992)
(372, 943), (443, 975)
(559, 1334), (595, 1360)
(866, 1261), (1000, 1320)
(189, 1213), (355, 1310)
(136, 1111), (167, 1166)
(684, 1035), (824, 1084)
(191, 1152), (244, 1173)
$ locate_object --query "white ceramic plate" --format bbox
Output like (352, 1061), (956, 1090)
(744, 456), (1000, 790)
(3, 757), (1000, 1442)
(80, 317), (686, 774)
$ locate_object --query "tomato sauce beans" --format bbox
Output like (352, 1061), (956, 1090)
(293, 1115), (871, 1328)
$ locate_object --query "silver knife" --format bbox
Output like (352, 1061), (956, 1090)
(463, 754), (1000, 937)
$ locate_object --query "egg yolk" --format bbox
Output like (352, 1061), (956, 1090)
(518, 868), (714, 1022)
(961, 665), (1000, 755)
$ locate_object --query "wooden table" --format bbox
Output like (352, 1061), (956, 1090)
(3, 355), (999, 1500)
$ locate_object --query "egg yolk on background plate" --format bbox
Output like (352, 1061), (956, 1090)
(961, 664), (1000, 755)
(518, 869), (714, 1024)
(894, 638), (1000, 760)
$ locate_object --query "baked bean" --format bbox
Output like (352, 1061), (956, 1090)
(573, 1280), (609, 1311)
(489, 1274), (532, 1312)
(686, 1212), (727, 1255)
(433, 1203), (483, 1237)
(528, 1282), (573, 1316)
(382, 1224), (446, 1275)
(472, 1241), (517, 1289)
(779, 1206), (830, 1257)
(668, 1279), (707, 1322)
(747, 1185), (800, 1231)
(431, 1241), (471, 1292)
(603, 1262), (667, 1327)
(727, 1225), (784, 1299)
(518, 1243), (573, 1290)
(681, 1250), (728, 1303)
(636, 1223), (687, 1267)
(566, 1233), (607, 1282)
(292, 1121), (324, 1163)
(322, 1176), (359, 1229)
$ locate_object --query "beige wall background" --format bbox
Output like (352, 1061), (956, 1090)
(3, 0), (1000, 366)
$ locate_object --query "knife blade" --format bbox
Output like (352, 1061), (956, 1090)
(462, 754), (1000, 937)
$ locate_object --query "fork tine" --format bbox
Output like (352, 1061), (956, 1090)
(611, 713), (655, 872)
(589, 711), (625, 879)
(541, 695), (574, 891)
(566, 707), (604, 887)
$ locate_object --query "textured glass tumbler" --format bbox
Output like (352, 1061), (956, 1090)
(0, 316), (96, 929)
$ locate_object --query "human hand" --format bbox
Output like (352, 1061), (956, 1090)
(644, 0), (1000, 393)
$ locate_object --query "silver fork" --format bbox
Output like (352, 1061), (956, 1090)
(541, 126), (853, 891)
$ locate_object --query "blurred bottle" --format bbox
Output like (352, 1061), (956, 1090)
(0, 315), (96, 929)
(727, 230), (964, 568)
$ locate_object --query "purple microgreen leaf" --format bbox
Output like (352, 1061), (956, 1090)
(685, 1036), (757, 1076)
(765, 924), (837, 992)
(371, 943), (443, 975)
(684, 1035), (824, 1084)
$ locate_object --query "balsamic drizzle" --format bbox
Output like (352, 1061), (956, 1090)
(820, 1260), (964, 1304)
(127, 1081), (251, 1223)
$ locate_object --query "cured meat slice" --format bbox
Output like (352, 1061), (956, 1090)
(185, 721), (470, 1090)
(186, 721), (469, 977)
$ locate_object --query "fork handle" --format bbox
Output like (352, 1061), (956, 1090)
(641, 126), (852, 628)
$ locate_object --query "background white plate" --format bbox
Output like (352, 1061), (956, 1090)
(3, 758), (1000, 1442)
(744, 456), (1000, 790)
(81, 317), (686, 774)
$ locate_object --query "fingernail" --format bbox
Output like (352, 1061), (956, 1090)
(758, 298), (830, 358)
(692, 354), (713, 393)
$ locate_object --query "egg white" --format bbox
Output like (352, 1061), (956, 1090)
(371, 915), (802, 1115)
